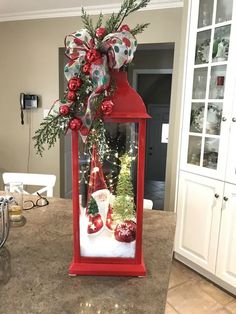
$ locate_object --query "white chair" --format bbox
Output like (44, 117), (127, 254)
(2, 173), (56, 197)
(143, 199), (153, 209)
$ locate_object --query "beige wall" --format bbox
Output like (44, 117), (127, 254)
(164, 0), (190, 211)
(0, 7), (183, 201)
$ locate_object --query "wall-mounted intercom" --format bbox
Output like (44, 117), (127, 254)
(20, 93), (39, 125)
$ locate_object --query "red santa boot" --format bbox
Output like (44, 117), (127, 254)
(87, 196), (104, 235)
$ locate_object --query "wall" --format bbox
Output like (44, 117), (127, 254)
(0, 7), (182, 201)
(164, 0), (190, 211)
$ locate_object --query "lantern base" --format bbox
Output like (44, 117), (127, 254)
(69, 257), (146, 277)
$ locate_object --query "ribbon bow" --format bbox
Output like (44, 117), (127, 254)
(63, 28), (137, 139)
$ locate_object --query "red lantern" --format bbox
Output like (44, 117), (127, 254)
(69, 70), (150, 276)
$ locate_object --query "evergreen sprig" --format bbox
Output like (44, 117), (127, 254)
(81, 7), (96, 38)
(95, 12), (103, 30)
(105, 0), (150, 33)
(130, 23), (150, 36)
(33, 113), (69, 156)
(82, 0), (150, 37)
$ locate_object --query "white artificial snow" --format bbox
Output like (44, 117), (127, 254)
(80, 206), (135, 258)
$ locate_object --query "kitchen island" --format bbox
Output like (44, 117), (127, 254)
(0, 197), (176, 314)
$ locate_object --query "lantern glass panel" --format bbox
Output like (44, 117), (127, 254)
(79, 122), (139, 258)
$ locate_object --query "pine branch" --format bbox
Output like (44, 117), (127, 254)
(105, 0), (150, 33)
(130, 23), (149, 36)
(81, 7), (95, 38)
(33, 114), (69, 156)
(116, 0), (150, 30)
(95, 12), (103, 30)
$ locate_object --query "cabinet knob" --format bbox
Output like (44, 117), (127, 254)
(222, 117), (227, 122)
(232, 117), (236, 122)
(223, 196), (228, 201)
(214, 193), (219, 198)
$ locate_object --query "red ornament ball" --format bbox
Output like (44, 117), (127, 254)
(82, 63), (91, 75)
(80, 125), (90, 136)
(67, 91), (76, 102)
(95, 27), (107, 39)
(120, 24), (130, 32)
(101, 100), (114, 116)
(69, 118), (82, 131)
(59, 105), (70, 116)
(68, 77), (82, 91)
(85, 49), (101, 63)
(114, 220), (136, 243)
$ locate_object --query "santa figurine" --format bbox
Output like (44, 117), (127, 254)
(86, 144), (114, 234)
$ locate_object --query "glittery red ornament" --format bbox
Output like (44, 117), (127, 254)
(95, 27), (107, 39)
(101, 100), (114, 115)
(82, 63), (91, 75)
(67, 91), (76, 102)
(68, 77), (82, 91)
(85, 49), (101, 63)
(80, 125), (90, 136)
(114, 220), (136, 243)
(69, 118), (82, 131)
(120, 24), (130, 32)
(59, 105), (70, 116)
(87, 213), (104, 235)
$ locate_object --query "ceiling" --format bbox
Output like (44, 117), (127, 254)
(0, 0), (183, 22)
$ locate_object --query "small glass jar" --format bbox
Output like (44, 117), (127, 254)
(5, 182), (24, 224)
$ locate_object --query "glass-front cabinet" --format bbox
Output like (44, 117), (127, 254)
(181, 0), (236, 181)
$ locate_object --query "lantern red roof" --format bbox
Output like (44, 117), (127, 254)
(107, 71), (151, 119)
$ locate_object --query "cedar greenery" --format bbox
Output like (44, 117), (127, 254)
(33, 114), (70, 156)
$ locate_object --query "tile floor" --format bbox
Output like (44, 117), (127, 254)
(165, 259), (236, 314)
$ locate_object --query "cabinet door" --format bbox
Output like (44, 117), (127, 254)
(180, 0), (236, 180)
(216, 183), (236, 287)
(175, 171), (223, 272)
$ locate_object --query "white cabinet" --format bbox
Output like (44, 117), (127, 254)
(175, 172), (236, 293)
(175, 0), (236, 294)
(180, 0), (236, 181)
(175, 172), (223, 273)
(216, 183), (236, 287)
(225, 100), (236, 184)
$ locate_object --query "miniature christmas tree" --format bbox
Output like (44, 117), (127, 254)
(87, 196), (99, 216)
(87, 196), (104, 235)
(113, 154), (136, 222)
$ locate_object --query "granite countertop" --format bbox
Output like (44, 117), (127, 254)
(0, 197), (176, 314)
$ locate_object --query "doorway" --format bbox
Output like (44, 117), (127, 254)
(130, 44), (174, 209)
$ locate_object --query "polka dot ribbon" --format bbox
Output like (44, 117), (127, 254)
(64, 28), (137, 139)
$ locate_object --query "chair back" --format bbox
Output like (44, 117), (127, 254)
(143, 199), (153, 209)
(2, 173), (56, 197)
